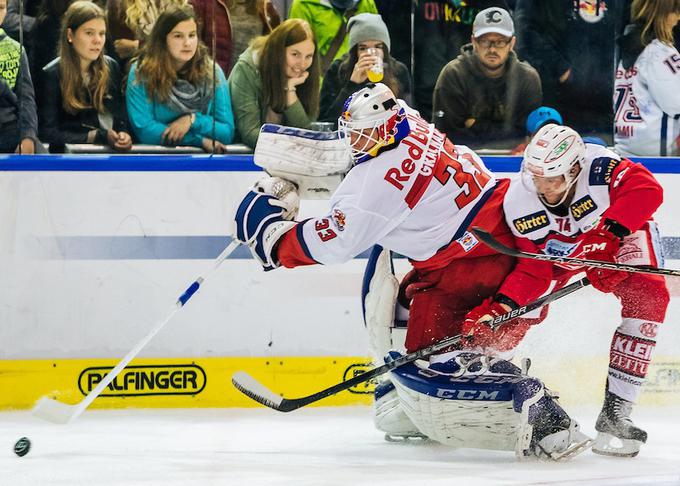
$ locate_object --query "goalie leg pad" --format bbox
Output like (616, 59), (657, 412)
(362, 245), (403, 361)
(374, 380), (426, 441)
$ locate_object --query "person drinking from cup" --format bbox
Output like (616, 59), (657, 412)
(318, 13), (411, 129)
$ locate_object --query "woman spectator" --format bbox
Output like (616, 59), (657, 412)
(318, 13), (411, 128)
(106, 0), (189, 67)
(615, 0), (680, 156)
(39, 1), (132, 152)
(126, 6), (235, 152)
(228, 18), (319, 148)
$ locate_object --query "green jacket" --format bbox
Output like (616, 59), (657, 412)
(289, 0), (378, 63)
(228, 46), (314, 148)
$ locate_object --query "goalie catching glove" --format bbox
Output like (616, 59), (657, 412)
(234, 177), (299, 271)
(578, 219), (630, 293)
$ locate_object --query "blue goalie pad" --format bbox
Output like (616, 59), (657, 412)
(387, 352), (521, 402)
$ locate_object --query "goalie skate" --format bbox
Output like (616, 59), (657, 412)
(530, 420), (594, 461)
(592, 391), (647, 457)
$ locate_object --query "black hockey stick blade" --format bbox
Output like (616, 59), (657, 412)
(471, 227), (680, 278)
(231, 276), (590, 412)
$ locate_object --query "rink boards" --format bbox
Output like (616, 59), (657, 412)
(0, 155), (679, 410)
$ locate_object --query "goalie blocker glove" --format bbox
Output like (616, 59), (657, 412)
(234, 177), (299, 271)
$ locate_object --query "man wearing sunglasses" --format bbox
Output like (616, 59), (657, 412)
(432, 7), (542, 149)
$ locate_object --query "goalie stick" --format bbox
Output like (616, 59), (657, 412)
(471, 227), (680, 279)
(33, 178), (298, 424)
(232, 276), (590, 412)
(33, 239), (241, 424)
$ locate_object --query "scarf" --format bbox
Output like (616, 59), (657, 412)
(167, 78), (212, 114)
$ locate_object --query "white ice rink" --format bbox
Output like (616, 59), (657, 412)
(2, 406), (679, 486)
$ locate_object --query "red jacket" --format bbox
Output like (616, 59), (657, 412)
(190, 0), (233, 75)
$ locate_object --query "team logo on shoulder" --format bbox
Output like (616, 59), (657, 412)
(513, 211), (549, 234)
(570, 195), (598, 221)
(332, 209), (346, 231)
(589, 157), (620, 185)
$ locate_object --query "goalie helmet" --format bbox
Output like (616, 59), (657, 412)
(338, 83), (407, 164)
(521, 124), (585, 207)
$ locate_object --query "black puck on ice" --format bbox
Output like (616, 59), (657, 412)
(13, 437), (31, 457)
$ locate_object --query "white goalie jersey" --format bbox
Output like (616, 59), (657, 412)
(278, 107), (497, 266)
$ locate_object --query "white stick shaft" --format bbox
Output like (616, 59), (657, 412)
(70, 240), (240, 420)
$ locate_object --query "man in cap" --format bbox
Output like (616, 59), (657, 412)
(432, 7), (542, 149)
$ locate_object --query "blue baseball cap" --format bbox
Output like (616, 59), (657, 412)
(526, 106), (563, 135)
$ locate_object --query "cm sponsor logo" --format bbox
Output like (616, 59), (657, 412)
(344, 362), (376, 395)
(78, 364), (207, 397)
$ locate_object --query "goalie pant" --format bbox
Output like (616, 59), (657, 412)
(376, 351), (585, 459)
(498, 146), (670, 402)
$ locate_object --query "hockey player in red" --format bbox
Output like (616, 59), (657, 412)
(463, 124), (669, 457)
(233, 84), (596, 459)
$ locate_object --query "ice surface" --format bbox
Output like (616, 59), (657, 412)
(2, 406), (679, 485)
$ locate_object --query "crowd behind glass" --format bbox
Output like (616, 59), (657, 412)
(0, 0), (678, 156)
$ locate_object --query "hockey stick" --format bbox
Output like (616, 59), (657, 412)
(32, 239), (241, 424)
(471, 227), (680, 278)
(232, 276), (591, 412)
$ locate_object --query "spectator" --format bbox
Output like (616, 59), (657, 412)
(32, 0), (75, 79)
(228, 18), (319, 148)
(510, 105), (563, 154)
(432, 7), (541, 149)
(376, 0), (509, 120)
(615, 0), (680, 157)
(230, 0), (281, 64)
(318, 13), (411, 127)
(38, 1), (131, 153)
(515, 0), (630, 140)
(189, 0), (233, 75)
(106, 0), (189, 68)
(288, 0), (378, 75)
(2, 0), (38, 42)
(0, 0), (41, 153)
(126, 6), (235, 152)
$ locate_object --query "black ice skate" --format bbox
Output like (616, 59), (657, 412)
(593, 391), (647, 457)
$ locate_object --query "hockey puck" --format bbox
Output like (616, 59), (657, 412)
(13, 437), (31, 457)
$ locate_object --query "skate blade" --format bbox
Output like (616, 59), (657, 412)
(548, 437), (594, 461)
(592, 432), (642, 457)
(384, 433), (430, 443)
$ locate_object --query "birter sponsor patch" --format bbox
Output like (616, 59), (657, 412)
(513, 211), (549, 234)
(589, 157), (620, 185)
(570, 195), (598, 221)
(544, 239), (579, 257)
(456, 231), (479, 252)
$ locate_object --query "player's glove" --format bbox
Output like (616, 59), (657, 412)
(578, 219), (629, 293)
(234, 177), (299, 271)
(462, 296), (518, 350)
